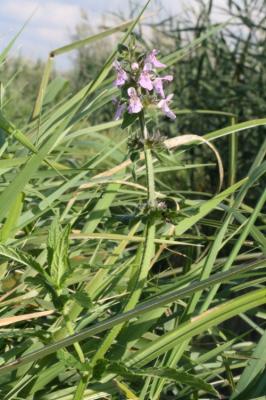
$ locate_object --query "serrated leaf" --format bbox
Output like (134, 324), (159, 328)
(73, 291), (92, 309)
(106, 362), (219, 396)
(0, 244), (48, 280)
(47, 220), (70, 288)
(56, 348), (80, 369)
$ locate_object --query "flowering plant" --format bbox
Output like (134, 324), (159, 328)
(112, 42), (176, 126)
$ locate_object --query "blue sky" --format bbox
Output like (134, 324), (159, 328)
(0, 0), (226, 69)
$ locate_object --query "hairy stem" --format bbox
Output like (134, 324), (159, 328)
(89, 112), (156, 368)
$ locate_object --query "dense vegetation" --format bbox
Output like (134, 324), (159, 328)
(0, 1), (265, 399)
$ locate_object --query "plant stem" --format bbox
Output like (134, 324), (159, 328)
(65, 318), (85, 363)
(63, 309), (88, 400)
(139, 110), (156, 207)
(89, 112), (156, 368)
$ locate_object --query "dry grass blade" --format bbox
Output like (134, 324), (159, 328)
(0, 310), (54, 327)
(67, 134), (224, 210)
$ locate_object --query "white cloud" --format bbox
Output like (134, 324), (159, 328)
(2, 0), (82, 27)
(0, 0), (104, 68)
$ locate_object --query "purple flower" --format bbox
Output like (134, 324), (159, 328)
(127, 87), (143, 114)
(145, 49), (166, 69)
(138, 70), (153, 91)
(143, 62), (153, 72)
(158, 94), (176, 120)
(131, 62), (139, 71)
(114, 102), (126, 120)
(112, 98), (126, 120)
(113, 60), (128, 87)
(153, 75), (173, 98)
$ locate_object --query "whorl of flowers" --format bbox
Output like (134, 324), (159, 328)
(112, 45), (176, 122)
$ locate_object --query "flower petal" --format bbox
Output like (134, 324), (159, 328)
(153, 76), (173, 98)
(128, 98), (143, 113)
(113, 60), (128, 87)
(153, 78), (165, 97)
(164, 109), (176, 120)
(157, 96), (176, 120)
(127, 87), (137, 97)
(127, 86), (143, 114)
(163, 75), (173, 82)
(114, 103), (126, 120)
(146, 49), (166, 68)
(139, 71), (153, 91)
(166, 93), (174, 101)
(143, 62), (153, 72)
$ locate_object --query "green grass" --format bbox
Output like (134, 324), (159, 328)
(0, 1), (265, 399)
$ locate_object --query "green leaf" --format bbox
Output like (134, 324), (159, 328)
(205, 118), (266, 142)
(0, 244), (49, 281)
(0, 192), (24, 242)
(117, 43), (129, 53)
(43, 77), (69, 106)
(107, 363), (219, 396)
(114, 379), (139, 400)
(121, 112), (138, 129)
(72, 291), (92, 309)
(0, 15), (32, 65)
(175, 178), (246, 235)
(124, 288), (266, 369)
(56, 348), (81, 370)
(231, 330), (266, 400)
(47, 219), (70, 288)
(0, 260), (264, 375)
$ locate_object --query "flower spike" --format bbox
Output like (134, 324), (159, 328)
(112, 46), (174, 122)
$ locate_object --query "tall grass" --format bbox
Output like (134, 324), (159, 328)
(0, 1), (265, 399)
